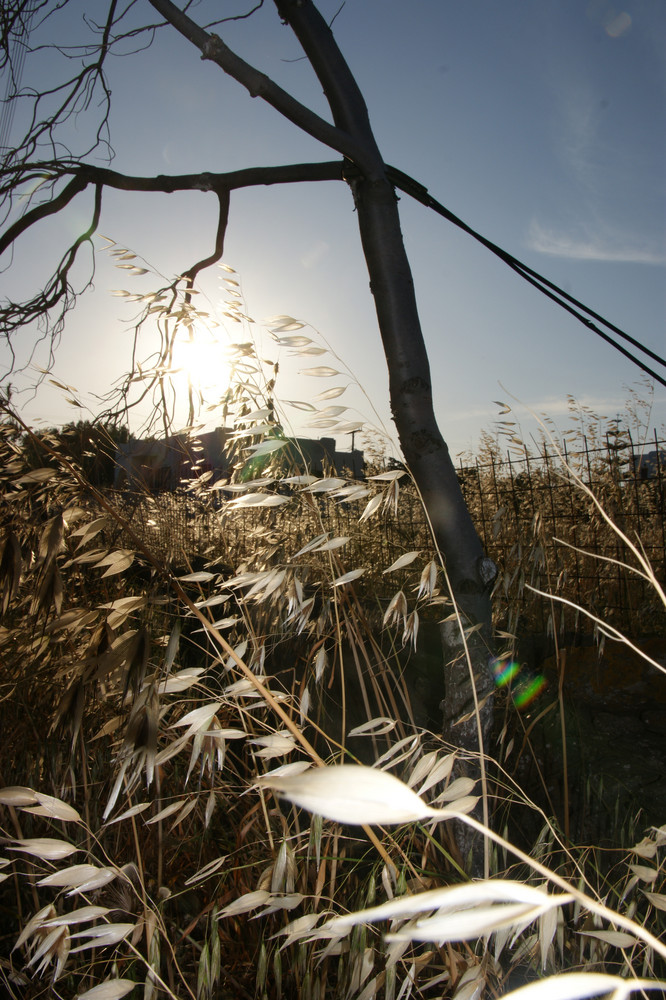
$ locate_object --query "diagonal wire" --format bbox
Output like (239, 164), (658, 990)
(387, 165), (666, 389)
(0, 0), (38, 155)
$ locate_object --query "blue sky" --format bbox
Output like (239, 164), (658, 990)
(2, 0), (665, 458)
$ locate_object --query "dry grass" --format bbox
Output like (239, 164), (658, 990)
(1, 275), (664, 999)
(1, 401), (665, 1000)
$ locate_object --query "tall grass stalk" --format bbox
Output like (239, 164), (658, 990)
(1, 263), (665, 999)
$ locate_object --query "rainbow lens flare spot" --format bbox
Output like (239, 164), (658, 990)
(491, 657), (546, 709)
(492, 659), (520, 687)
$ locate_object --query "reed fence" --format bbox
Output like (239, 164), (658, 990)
(110, 432), (666, 639)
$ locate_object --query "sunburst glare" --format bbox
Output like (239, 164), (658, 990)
(171, 326), (232, 397)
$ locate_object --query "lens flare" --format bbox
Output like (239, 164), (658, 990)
(491, 657), (546, 710)
(513, 675), (547, 708)
(492, 659), (520, 687)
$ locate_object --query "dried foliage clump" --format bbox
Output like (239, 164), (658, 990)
(1, 280), (665, 999)
(460, 398), (666, 643)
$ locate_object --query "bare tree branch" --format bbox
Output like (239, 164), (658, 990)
(0, 181), (102, 370)
(0, 158), (343, 361)
(1, 159), (342, 254)
(200, 1), (265, 30)
(183, 188), (230, 287)
(1, 0), (120, 169)
(147, 0), (374, 171)
(0, 173), (87, 256)
(274, 0), (381, 167)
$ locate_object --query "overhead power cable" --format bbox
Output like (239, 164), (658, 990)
(0, 0), (38, 154)
(387, 165), (666, 390)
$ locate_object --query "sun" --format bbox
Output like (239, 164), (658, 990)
(171, 328), (231, 396)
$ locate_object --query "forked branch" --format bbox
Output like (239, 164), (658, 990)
(0, 159), (343, 364)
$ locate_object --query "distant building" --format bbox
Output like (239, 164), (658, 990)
(267, 436), (364, 479)
(115, 427), (231, 492)
(632, 449), (666, 481)
(115, 427), (364, 491)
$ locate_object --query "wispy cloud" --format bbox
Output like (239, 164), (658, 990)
(537, 63), (665, 266)
(516, 393), (626, 417)
(445, 393), (629, 428)
(526, 219), (666, 265)
(556, 89), (604, 192)
(300, 240), (329, 269)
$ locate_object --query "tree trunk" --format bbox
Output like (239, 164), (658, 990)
(348, 170), (496, 870)
(274, 0), (497, 865)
